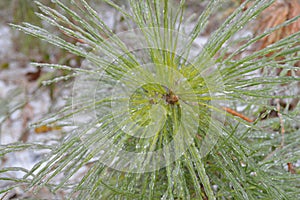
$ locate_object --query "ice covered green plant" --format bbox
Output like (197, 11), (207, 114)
(2, 0), (300, 199)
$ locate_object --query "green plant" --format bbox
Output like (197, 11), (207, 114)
(2, 0), (300, 199)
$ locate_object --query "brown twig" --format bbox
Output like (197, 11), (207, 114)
(263, 99), (287, 161)
(287, 162), (296, 174)
(221, 106), (253, 123)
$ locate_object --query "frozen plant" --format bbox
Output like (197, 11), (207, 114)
(1, 0), (300, 199)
